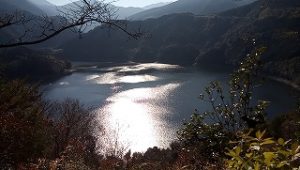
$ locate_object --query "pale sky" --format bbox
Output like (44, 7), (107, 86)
(47, 0), (176, 7)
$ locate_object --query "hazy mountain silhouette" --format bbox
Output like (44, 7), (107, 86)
(59, 1), (172, 20)
(143, 2), (172, 10)
(130, 0), (255, 20)
(114, 6), (144, 19)
(0, 0), (165, 47)
(0, 0), (78, 48)
(27, 0), (59, 16)
(0, 0), (45, 15)
(60, 1), (143, 19)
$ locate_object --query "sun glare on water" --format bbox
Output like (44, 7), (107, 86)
(48, 63), (183, 154)
(98, 83), (180, 153)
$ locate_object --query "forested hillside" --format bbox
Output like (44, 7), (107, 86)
(0, 47), (71, 82)
(61, 0), (300, 85)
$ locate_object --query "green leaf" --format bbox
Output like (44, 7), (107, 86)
(278, 150), (291, 157)
(246, 153), (253, 158)
(291, 143), (300, 154)
(254, 162), (260, 170)
(276, 161), (288, 168)
(263, 152), (276, 167)
(235, 146), (242, 155)
(278, 138), (285, 146)
(261, 139), (275, 146)
(256, 130), (266, 140)
(226, 150), (237, 157)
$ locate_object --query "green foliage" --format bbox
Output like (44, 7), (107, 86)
(178, 47), (269, 159)
(226, 130), (300, 170)
(178, 112), (229, 159)
(201, 47), (268, 132)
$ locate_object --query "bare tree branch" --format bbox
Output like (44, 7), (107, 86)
(0, 11), (31, 29)
(0, 0), (143, 48)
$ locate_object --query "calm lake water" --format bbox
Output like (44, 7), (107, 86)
(44, 63), (298, 153)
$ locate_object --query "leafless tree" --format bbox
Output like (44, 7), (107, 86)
(46, 99), (98, 157)
(0, 0), (143, 48)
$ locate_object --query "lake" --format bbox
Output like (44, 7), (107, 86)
(43, 63), (297, 153)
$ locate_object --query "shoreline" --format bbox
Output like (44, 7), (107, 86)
(266, 76), (300, 92)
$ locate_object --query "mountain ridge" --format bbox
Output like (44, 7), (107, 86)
(0, 0), (45, 15)
(130, 0), (256, 20)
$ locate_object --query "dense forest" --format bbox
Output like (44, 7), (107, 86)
(0, 0), (300, 169)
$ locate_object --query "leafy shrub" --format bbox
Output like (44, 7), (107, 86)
(226, 130), (300, 170)
(178, 111), (229, 159)
(178, 47), (269, 159)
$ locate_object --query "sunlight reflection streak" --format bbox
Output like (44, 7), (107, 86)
(98, 83), (180, 153)
(88, 74), (159, 85)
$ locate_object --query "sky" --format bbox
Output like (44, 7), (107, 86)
(47, 0), (176, 7)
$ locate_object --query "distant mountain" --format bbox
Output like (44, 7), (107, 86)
(57, 0), (172, 20)
(143, 2), (172, 10)
(112, 2), (172, 19)
(130, 0), (255, 20)
(108, 2), (172, 19)
(0, 0), (145, 47)
(0, 0), (73, 81)
(0, 0), (144, 19)
(27, 0), (53, 6)
(60, 1), (143, 20)
(27, 0), (59, 16)
(110, 6), (144, 19)
(61, 0), (300, 85)
(0, 0), (77, 48)
(0, 0), (61, 16)
(0, 0), (45, 15)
